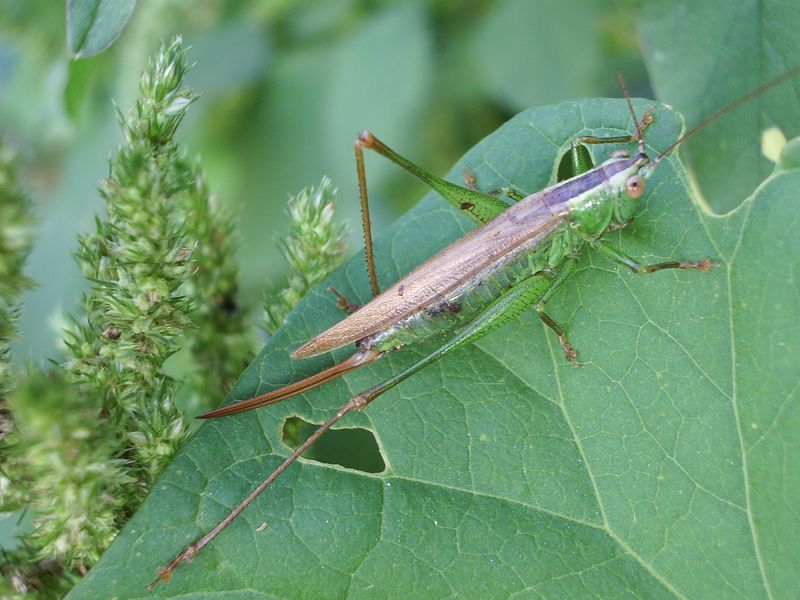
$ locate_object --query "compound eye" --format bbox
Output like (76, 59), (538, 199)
(626, 175), (645, 199)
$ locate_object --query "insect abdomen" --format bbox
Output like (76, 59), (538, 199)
(362, 224), (577, 352)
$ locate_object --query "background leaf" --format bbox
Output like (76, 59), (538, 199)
(69, 98), (799, 598)
(636, 0), (800, 213)
(66, 0), (135, 58)
(470, 0), (648, 110)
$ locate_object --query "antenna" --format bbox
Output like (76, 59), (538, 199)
(616, 69), (644, 152)
(646, 66), (800, 171)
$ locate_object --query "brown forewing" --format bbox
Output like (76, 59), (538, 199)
(292, 190), (567, 359)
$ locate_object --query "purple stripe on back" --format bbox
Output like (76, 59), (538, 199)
(541, 156), (638, 211)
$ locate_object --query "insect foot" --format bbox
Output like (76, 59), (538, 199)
(681, 258), (718, 272)
(149, 544), (198, 590)
(558, 335), (579, 367)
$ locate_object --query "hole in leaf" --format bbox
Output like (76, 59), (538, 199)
(282, 416), (385, 474)
(557, 143), (593, 181)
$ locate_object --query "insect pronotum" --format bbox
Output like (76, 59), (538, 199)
(150, 68), (800, 588)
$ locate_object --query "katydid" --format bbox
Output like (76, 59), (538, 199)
(150, 69), (800, 588)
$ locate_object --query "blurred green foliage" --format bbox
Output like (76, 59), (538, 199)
(66, 0), (136, 58)
(1, 38), (255, 595)
(0, 0), (648, 366)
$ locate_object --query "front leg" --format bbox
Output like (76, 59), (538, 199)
(537, 309), (578, 365)
(593, 240), (717, 274)
(575, 106), (654, 147)
(535, 258), (580, 365)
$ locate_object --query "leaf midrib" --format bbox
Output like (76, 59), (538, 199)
(724, 194), (773, 599)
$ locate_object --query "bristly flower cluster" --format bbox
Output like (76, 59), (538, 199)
(0, 142), (83, 596)
(63, 37), (196, 487)
(0, 139), (34, 501)
(0, 142), (33, 397)
(263, 176), (348, 333)
(0, 37), (254, 592)
(3, 371), (133, 572)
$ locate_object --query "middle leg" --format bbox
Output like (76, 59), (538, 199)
(533, 258), (580, 365)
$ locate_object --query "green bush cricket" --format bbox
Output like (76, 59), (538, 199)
(151, 68), (800, 588)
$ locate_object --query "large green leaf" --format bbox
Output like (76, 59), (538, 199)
(637, 0), (800, 214)
(69, 98), (798, 598)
